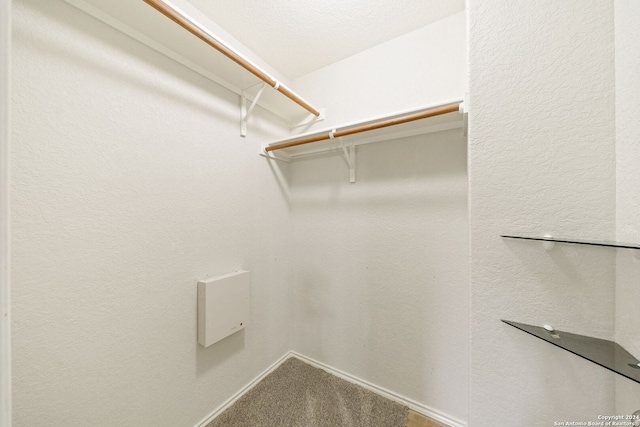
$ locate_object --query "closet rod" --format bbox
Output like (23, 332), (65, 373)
(265, 102), (462, 152)
(142, 0), (321, 117)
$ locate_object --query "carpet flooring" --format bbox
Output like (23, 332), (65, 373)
(205, 357), (448, 427)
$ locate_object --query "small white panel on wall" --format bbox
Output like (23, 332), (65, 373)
(197, 270), (249, 347)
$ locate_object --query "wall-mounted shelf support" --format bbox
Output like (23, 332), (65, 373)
(241, 82), (266, 137)
(503, 320), (640, 384)
(337, 137), (356, 183)
(541, 233), (554, 250)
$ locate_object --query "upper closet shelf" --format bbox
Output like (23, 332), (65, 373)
(261, 100), (465, 162)
(64, 0), (323, 133)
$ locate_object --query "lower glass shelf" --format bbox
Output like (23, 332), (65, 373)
(503, 320), (640, 384)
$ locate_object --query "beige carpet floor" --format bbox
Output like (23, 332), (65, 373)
(205, 357), (448, 427)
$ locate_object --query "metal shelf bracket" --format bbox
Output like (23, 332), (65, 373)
(337, 135), (355, 183)
(241, 82), (267, 137)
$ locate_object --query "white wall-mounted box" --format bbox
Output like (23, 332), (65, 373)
(197, 270), (250, 347)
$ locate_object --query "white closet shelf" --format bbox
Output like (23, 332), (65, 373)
(261, 99), (465, 162)
(64, 0), (322, 128)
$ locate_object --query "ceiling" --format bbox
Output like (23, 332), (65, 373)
(187, 0), (465, 80)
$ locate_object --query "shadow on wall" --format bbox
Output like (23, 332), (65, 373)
(291, 130), (466, 185)
(293, 270), (334, 362)
(16, 0), (240, 126)
(501, 239), (616, 340)
(265, 155), (292, 210)
(288, 130), (468, 209)
(196, 329), (246, 377)
(289, 128), (469, 419)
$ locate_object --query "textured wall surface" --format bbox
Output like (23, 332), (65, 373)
(188, 0), (465, 79)
(288, 12), (469, 424)
(614, 0), (640, 414)
(11, 0), (638, 425)
(289, 130), (469, 424)
(10, 1), (471, 425)
(468, 0), (617, 425)
(10, 1), (293, 426)
(1, 1), (11, 425)
(292, 11), (466, 132)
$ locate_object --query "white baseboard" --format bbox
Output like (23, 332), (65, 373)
(289, 352), (467, 427)
(194, 351), (293, 427)
(195, 350), (467, 427)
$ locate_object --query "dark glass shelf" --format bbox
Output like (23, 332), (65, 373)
(501, 234), (640, 250)
(503, 320), (640, 384)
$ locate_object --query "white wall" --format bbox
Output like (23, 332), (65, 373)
(468, 1), (617, 425)
(10, 4), (471, 426)
(292, 11), (466, 132)
(289, 12), (469, 425)
(16, 1), (635, 426)
(10, 1), (293, 426)
(614, 0), (640, 415)
(289, 131), (468, 424)
(1, 0), (11, 426)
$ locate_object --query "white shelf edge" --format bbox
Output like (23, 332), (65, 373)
(269, 98), (464, 146)
(263, 98), (465, 160)
(260, 144), (292, 162)
(63, 0), (320, 125)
